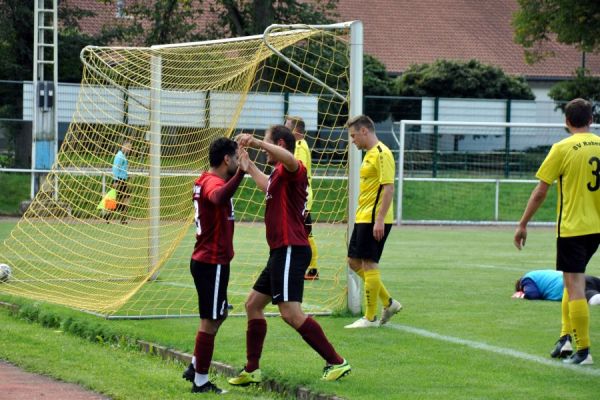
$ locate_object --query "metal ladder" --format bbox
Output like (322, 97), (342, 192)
(31, 0), (58, 199)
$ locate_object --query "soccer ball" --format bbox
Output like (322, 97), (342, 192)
(0, 263), (12, 283)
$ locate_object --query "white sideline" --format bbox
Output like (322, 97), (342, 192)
(386, 323), (600, 377)
(461, 264), (530, 272)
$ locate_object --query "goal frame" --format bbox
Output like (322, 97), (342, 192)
(395, 120), (600, 226)
(85, 21), (365, 315)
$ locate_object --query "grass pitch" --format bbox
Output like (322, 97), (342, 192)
(1, 221), (600, 399)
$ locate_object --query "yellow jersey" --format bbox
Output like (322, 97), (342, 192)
(536, 132), (600, 237)
(294, 139), (313, 210)
(356, 141), (395, 224)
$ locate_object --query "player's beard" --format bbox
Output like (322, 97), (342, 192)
(226, 163), (237, 179)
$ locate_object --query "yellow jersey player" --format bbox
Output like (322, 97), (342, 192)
(515, 98), (598, 365)
(345, 115), (402, 328)
(285, 116), (319, 280)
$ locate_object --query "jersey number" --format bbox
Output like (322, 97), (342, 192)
(588, 157), (600, 192)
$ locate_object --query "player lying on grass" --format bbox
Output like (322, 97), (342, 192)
(513, 269), (600, 305)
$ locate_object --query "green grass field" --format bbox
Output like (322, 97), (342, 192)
(1, 219), (600, 399)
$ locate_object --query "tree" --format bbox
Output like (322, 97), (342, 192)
(391, 59), (535, 149)
(393, 59), (534, 100)
(0, 0), (103, 166)
(206, 0), (338, 38)
(548, 68), (600, 123)
(513, 0), (600, 63)
(0, 0), (103, 83)
(363, 54), (394, 122)
(100, 0), (206, 46)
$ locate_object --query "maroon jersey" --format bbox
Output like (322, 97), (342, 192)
(192, 172), (235, 264)
(265, 162), (310, 249)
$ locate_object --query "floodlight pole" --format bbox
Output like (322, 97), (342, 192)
(347, 20), (363, 315)
(148, 52), (161, 277)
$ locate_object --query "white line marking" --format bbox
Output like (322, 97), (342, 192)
(461, 264), (527, 272)
(386, 323), (600, 376)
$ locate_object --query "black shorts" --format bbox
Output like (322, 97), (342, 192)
(304, 212), (313, 237)
(113, 179), (130, 201)
(556, 233), (600, 273)
(190, 259), (230, 320)
(347, 223), (392, 263)
(253, 245), (311, 304)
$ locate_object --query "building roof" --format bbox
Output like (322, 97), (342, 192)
(336, 0), (600, 79)
(70, 0), (600, 79)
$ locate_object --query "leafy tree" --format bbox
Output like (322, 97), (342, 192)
(0, 0), (102, 83)
(393, 59), (534, 100)
(0, 0), (102, 166)
(548, 68), (600, 123)
(513, 0), (600, 63)
(363, 54), (394, 122)
(392, 59), (535, 149)
(206, 0), (338, 38)
(100, 0), (206, 46)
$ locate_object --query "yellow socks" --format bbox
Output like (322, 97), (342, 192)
(569, 298), (590, 350)
(364, 269), (382, 321)
(308, 235), (318, 269)
(356, 268), (392, 307)
(379, 283), (392, 308)
(560, 287), (571, 337)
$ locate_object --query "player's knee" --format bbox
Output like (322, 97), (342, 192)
(279, 309), (303, 328)
(279, 312), (296, 327)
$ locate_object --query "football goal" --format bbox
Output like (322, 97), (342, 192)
(395, 120), (600, 225)
(0, 21), (364, 318)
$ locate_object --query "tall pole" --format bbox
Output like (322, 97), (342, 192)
(149, 52), (161, 276)
(31, 0), (58, 199)
(347, 20), (363, 315)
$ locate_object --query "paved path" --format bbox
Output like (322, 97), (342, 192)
(0, 360), (110, 400)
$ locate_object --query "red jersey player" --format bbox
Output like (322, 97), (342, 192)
(183, 137), (248, 394)
(228, 125), (351, 386)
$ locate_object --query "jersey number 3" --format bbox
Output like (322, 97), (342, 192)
(588, 156), (600, 192)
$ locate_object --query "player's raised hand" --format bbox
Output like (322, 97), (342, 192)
(236, 133), (256, 148)
(514, 226), (527, 250)
(238, 147), (251, 172)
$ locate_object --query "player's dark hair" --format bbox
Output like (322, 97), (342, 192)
(515, 278), (523, 292)
(269, 125), (296, 153)
(209, 137), (238, 167)
(286, 116), (305, 134)
(565, 98), (593, 128)
(346, 114), (375, 132)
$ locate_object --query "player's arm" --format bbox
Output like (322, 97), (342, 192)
(374, 150), (395, 241)
(521, 278), (542, 300)
(238, 133), (298, 172)
(374, 183), (394, 241)
(237, 144), (269, 192)
(207, 169), (245, 205)
(514, 181), (550, 250)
